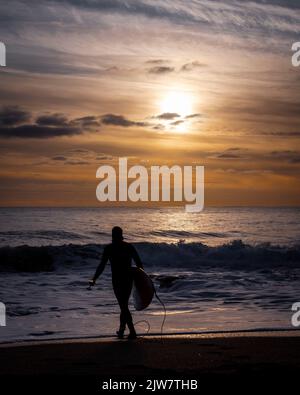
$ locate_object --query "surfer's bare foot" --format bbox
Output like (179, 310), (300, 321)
(116, 330), (124, 339)
(127, 332), (137, 340)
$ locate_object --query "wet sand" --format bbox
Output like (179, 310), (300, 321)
(1, 331), (300, 391)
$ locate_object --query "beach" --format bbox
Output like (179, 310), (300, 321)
(1, 208), (300, 391)
(1, 331), (300, 391)
(1, 207), (300, 343)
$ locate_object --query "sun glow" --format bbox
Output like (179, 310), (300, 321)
(158, 90), (194, 132)
(160, 90), (194, 117)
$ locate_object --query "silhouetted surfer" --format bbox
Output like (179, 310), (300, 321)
(89, 226), (143, 340)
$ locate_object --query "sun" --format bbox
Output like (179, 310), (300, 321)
(158, 90), (194, 132)
(159, 90), (193, 117)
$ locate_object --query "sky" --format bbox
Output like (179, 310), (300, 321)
(0, 0), (299, 207)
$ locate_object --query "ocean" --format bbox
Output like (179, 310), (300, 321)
(0, 207), (300, 342)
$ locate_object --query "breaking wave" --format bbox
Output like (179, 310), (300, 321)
(1, 240), (300, 272)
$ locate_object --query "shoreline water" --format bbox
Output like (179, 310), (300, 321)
(1, 327), (300, 347)
(1, 207), (300, 342)
(1, 238), (300, 342)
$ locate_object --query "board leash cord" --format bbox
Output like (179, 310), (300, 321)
(134, 284), (166, 341)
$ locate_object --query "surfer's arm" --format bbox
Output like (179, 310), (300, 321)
(91, 247), (109, 283)
(132, 246), (143, 269)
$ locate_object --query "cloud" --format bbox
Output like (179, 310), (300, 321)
(145, 59), (169, 64)
(152, 113), (201, 123)
(223, 98), (300, 119)
(0, 107), (82, 138)
(0, 124), (81, 138)
(217, 153), (241, 159)
(101, 114), (146, 127)
(50, 149), (115, 166)
(261, 131), (300, 137)
(152, 124), (165, 130)
(269, 150), (300, 163)
(1, 0), (300, 83)
(256, 0), (300, 9)
(0, 106), (31, 126)
(216, 168), (274, 175)
(171, 120), (184, 126)
(71, 116), (101, 130)
(181, 61), (206, 72)
(147, 66), (175, 74)
(0, 106), (153, 138)
(154, 113), (180, 120)
(46, 0), (300, 31)
(213, 148), (246, 159)
(96, 154), (114, 160)
(46, 0), (199, 26)
(67, 148), (93, 155)
(6, 49), (104, 76)
(212, 148), (300, 164)
(64, 160), (90, 165)
(52, 155), (67, 161)
(36, 113), (68, 126)
(185, 113), (202, 119)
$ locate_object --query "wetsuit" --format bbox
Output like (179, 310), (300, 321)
(94, 241), (143, 331)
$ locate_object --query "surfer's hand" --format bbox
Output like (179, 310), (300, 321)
(89, 279), (95, 286)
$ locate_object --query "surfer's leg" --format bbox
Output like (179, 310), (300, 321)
(119, 300), (131, 327)
(119, 298), (136, 338)
(115, 295), (135, 338)
(123, 278), (136, 338)
(112, 280), (126, 337)
(113, 292), (126, 336)
(113, 275), (136, 338)
(119, 283), (136, 337)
